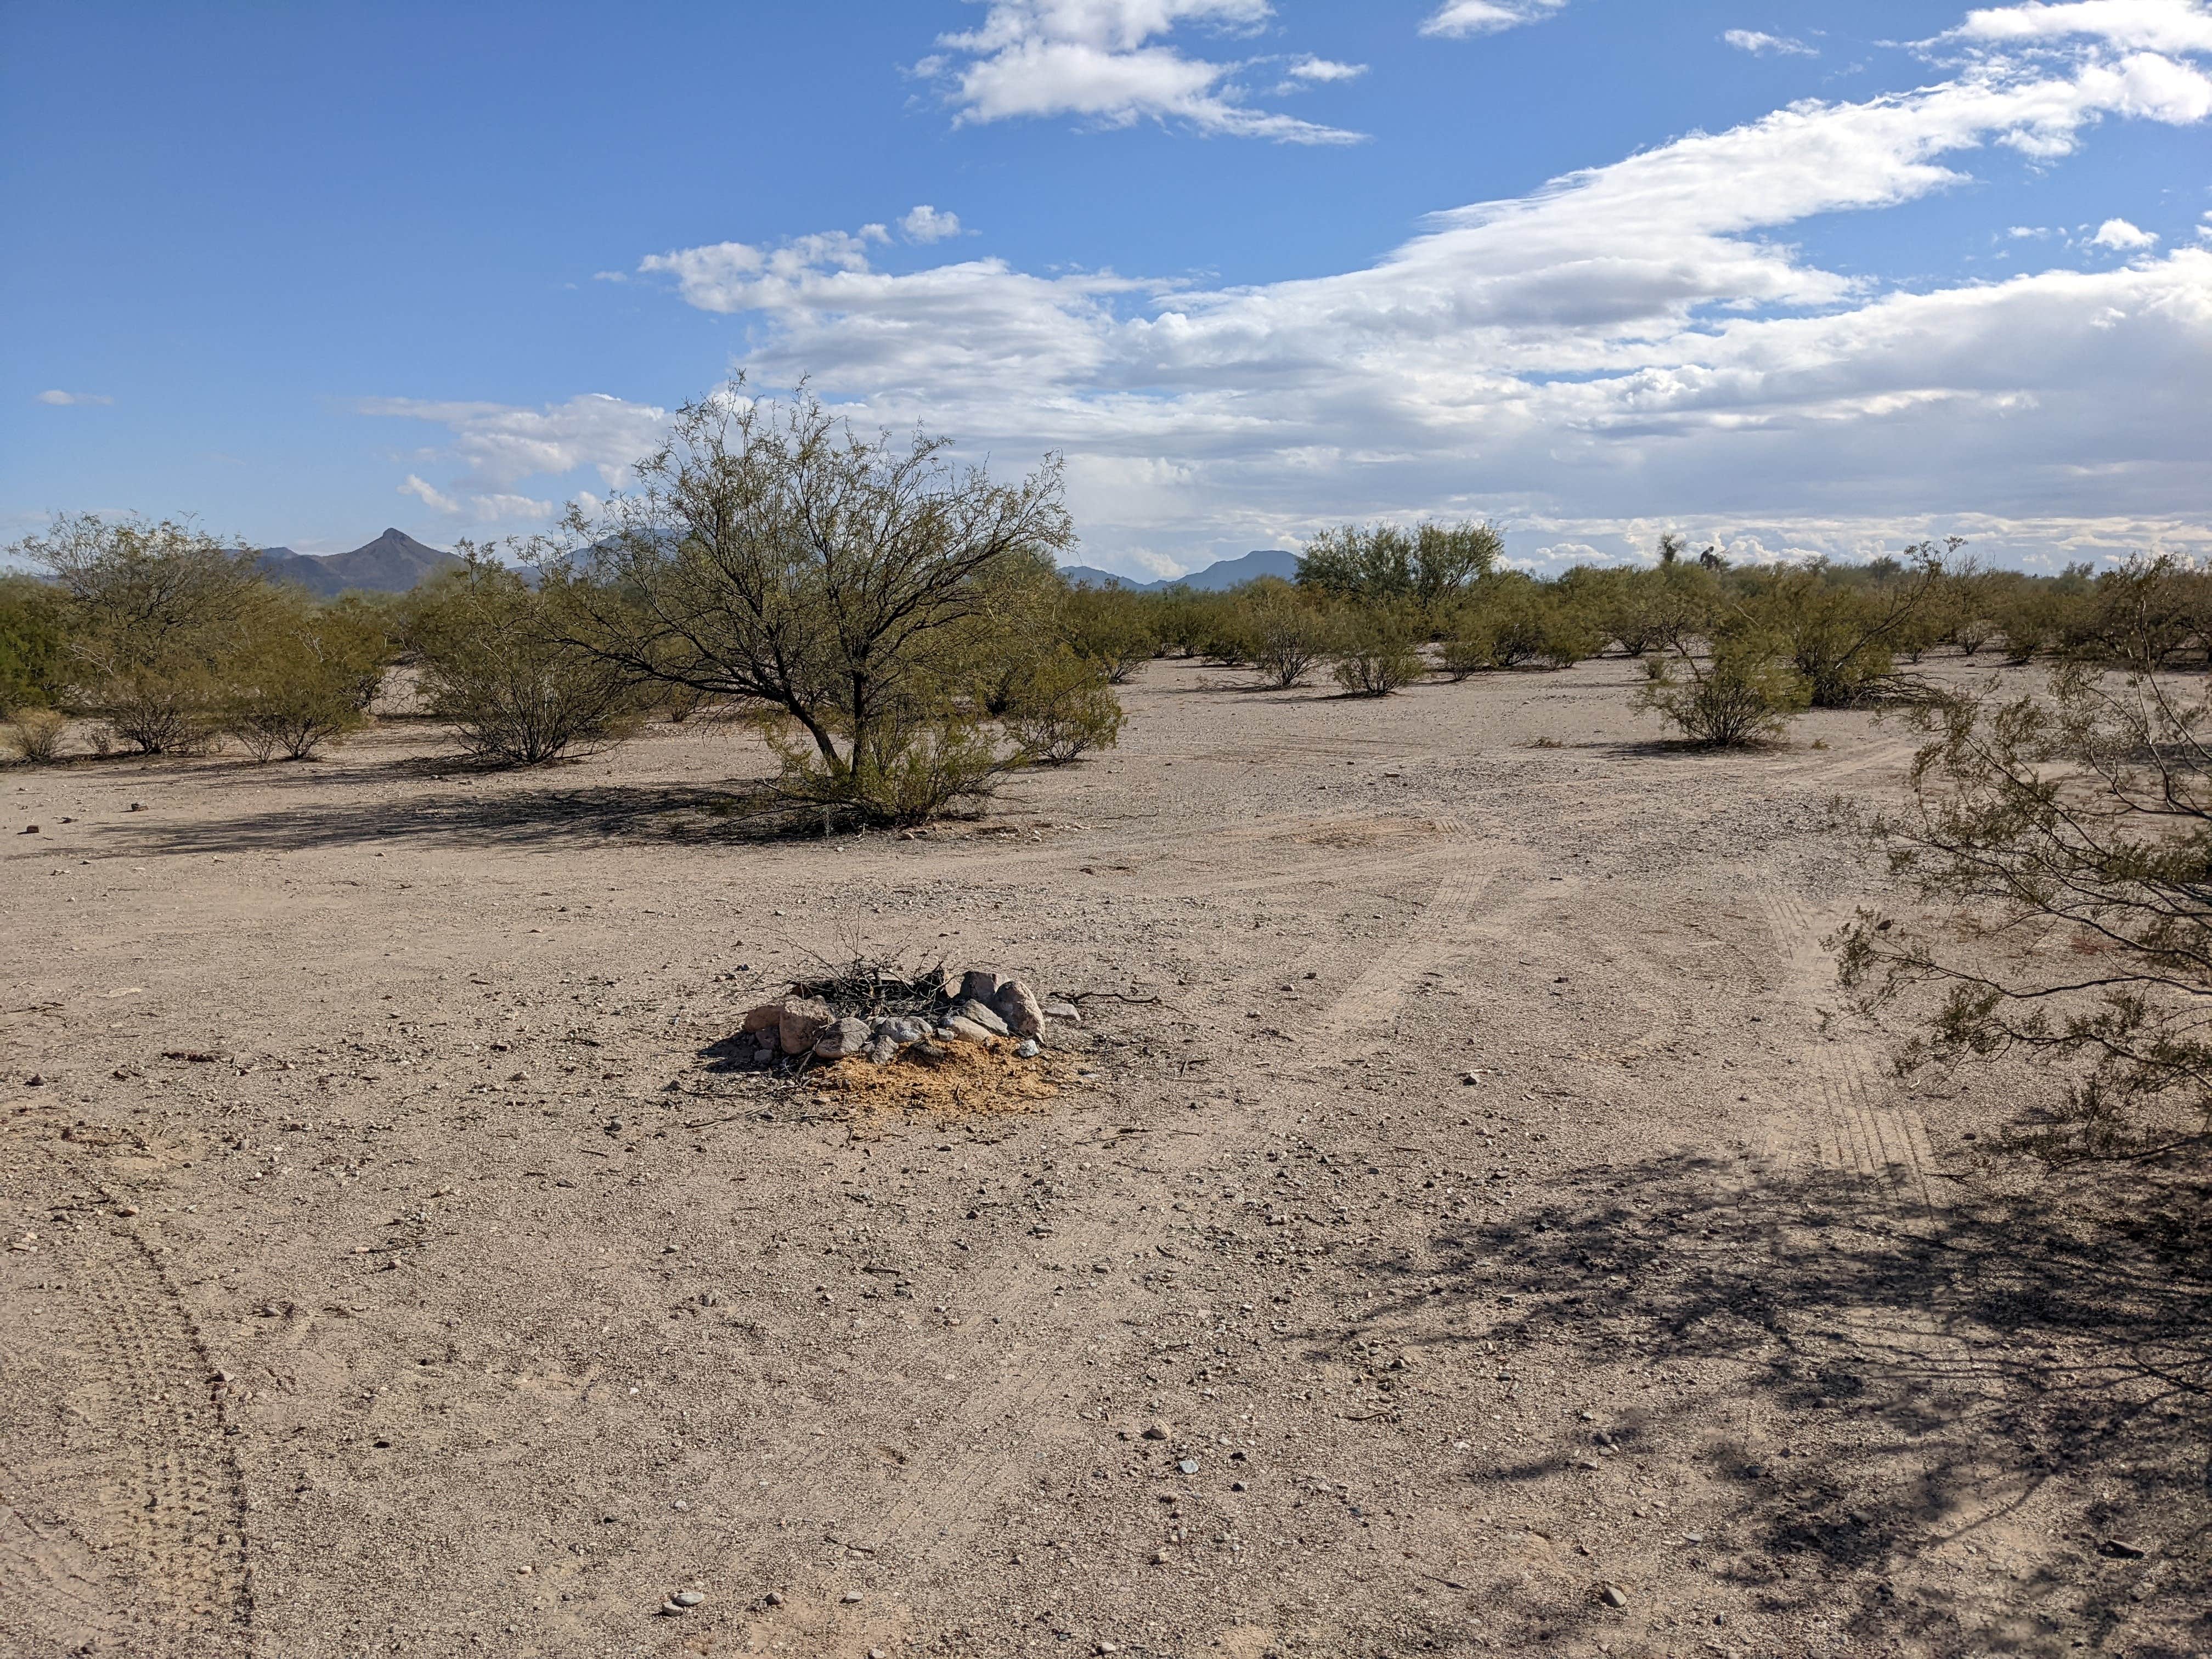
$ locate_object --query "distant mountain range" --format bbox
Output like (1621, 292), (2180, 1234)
(1058, 548), (1300, 592)
(256, 528), (461, 597)
(242, 532), (1300, 599)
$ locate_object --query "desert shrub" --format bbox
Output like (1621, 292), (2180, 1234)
(7, 708), (68, 764)
(1837, 630), (2212, 1160)
(1445, 577), (1595, 669)
(1299, 520), (1500, 621)
(1060, 584), (1160, 684)
(1238, 579), (1340, 687)
(223, 593), (392, 761)
(2078, 554), (2210, 669)
(1438, 629), (1497, 680)
(1736, 545), (1952, 707)
(770, 710), (1003, 825)
(408, 556), (644, 766)
(12, 513), (264, 753)
(1331, 605), (1425, 696)
(548, 382), (1071, 826)
(1638, 636), (1809, 746)
(0, 575), (69, 718)
(1002, 648), (1125, 764)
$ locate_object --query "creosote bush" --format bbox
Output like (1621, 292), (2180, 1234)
(408, 556), (644, 766)
(1331, 605), (1425, 697)
(1002, 647), (1125, 765)
(7, 708), (68, 764)
(1638, 637), (1809, 747)
(224, 594), (390, 761)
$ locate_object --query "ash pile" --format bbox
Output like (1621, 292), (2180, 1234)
(737, 966), (1080, 1069)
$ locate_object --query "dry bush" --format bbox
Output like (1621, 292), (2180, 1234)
(7, 708), (68, 764)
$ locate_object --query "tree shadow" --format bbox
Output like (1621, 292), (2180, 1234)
(84, 782), (791, 857)
(1355, 1152), (2212, 1654)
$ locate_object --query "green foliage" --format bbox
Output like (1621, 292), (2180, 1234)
(1444, 576), (1604, 671)
(1731, 546), (1950, 708)
(1838, 630), (2212, 1160)
(14, 513), (264, 752)
(1298, 520), (1500, 618)
(0, 575), (69, 719)
(1637, 635), (1809, 747)
(408, 556), (644, 766)
(1237, 579), (1342, 688)
(1331, 603), (1425, 697)
(223, 592), (392, 761)
(769, 712), (1003, 826)
(549, 383), (1072, 825)
(1059, 584), (1160, 684)
(1002, 647), (1126, 765)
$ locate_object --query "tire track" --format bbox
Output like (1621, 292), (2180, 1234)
(0, 1122), (253, 1657)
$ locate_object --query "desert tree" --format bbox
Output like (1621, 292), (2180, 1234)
(223, 590), (392, 761)
(1838, 637), (2212, 1162)
(548, 383), (1074, 823)
(12, 512), (264, 753)
(1297, 520), (1501, 619)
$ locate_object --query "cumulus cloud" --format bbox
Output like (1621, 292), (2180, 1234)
(408, 6), (2212, 567)
(1420, 1), (1570, 39)
(36, 389), (112, 406)
(919, 0), (1363, 143)
(900, 204), (963, 243)
(1951, 0), (2212, 53)
(2091, 215), (2160, 246)
(368, 394), (668, 527)
(1724, 29), (1818, 55)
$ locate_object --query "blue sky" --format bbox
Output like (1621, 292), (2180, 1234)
(4, 0), (2209, 577)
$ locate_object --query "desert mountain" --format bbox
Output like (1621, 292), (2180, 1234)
(1058, 548), (1299, 592)
(257, 528), (461, 597)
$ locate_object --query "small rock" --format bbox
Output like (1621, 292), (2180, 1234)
(2100, 1538), (2150, 1560)
(878, 1015), (930, 1046)
(672, 1590), (704, 1609)
(1014, 1039), (1041, 1060)
(1599, 1583), (1629, 1609)
(738, 1002), (783, 1034)
(1043, 1001), (1081, 1022)
(1098, 1644), (1121, 1656)
(1141, 1421), (1169, 1440)
(765, 1591), (785, 1607)
(18, 826), (37, 836)
(959, 968), (1010, 1004)
(128, 802), (144, 811)
(752, 1046), (775, 1066)
(840, 1590), (862, 1604)
(776, 997), (834, 1055)
(812, 1017), (873, 1060)
(1177, 1459), (1200, 1475)
(992, 979), (1046, 1037)
(1149, 1549), (1172, 1565)
(944, 1015), (996, 1044)
(868, 1036), (899, 1066)
(955, 999), (1011, 1036)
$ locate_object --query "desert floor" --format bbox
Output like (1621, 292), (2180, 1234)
(3, 656), (2205, 1659)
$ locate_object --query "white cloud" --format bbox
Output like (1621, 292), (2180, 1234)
(1420, 1), (1569, 39)
(36, 389), (112, 406)
(420, 18), (2212, 566)
(921, 0), (1364, 143)
(900, 204), (963, 243)
(1281, 54), (1366, 82)
(1724, 29), (1818, 56)
(1953, 0), (2212, 53)
(2091, 215), (2160, 246)
(366, 395), (668, 531)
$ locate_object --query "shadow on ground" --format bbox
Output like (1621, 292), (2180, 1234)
(1361, 1152), (2212, 1655)
(87, 782), (786, 856)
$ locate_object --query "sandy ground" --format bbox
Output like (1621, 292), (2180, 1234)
(3, 656), (2206, 1659)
